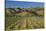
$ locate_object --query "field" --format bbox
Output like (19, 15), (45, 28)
(5, 7), (44, 31)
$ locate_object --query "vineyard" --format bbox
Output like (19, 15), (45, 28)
(5, 7), (44, 31)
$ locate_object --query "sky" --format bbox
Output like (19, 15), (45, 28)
(6, 0), (44, 8)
